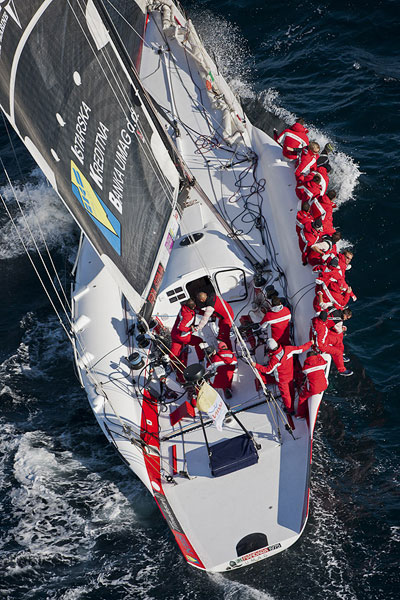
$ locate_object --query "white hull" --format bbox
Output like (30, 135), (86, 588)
(71, 2), (329, 571)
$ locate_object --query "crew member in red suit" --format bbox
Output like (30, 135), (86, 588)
(194, 291), (234, 349)
(274, 118), (309, 160)
(326, 307), (352, 334)
(296, 351), (328, 418)
(298, 218), (323, 265)
(307, 231), (341, 266)
(295, 141), (320, 179)
(295, 173), (322, 202)
(252, 338), (312, 414)
(310, 189), (337, 236)
(315, 165), (329, 197)
(206, 342), (237, 400)
(338, 248), (354, 274)
(312, 256), (346, 289)
(260, 296), (292, 346)
(170, 299), (205, 366)
(310, 312), (352, 375)
(313, 275), (356, 312)
(296, 201), (314, 238)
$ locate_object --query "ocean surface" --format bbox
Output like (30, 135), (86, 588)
(0, 1), (399, 599)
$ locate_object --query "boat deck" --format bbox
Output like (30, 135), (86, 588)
(159, 387), (310, 570)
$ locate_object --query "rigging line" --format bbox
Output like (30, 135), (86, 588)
(292, 284), (315, 317)
(119, 2), (240, 145)
(0, 160), (76, 331)
(287, 281), (315, 300)
(0, 191), (73, 345)
(68, 0), (177, 208)
(1, 115), (72, 313)
(1, 165), (90, 369)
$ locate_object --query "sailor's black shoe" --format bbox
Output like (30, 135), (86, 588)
(340, 369), (353, 377)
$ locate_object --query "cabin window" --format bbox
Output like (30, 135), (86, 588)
(166, 286), (187, 304)
(214, 268), (247, 303)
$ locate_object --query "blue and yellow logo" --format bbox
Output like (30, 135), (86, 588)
(71, 161), (121, 255)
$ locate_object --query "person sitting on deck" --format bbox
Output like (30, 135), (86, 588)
(295, 173), (322, 203)
(194, 291), (234, 349)
(273, 118), (309, 160)
(326, 306), (352, 335)
(295, 141), (320, 179)
(251, 338), (312, 415)
(313, 272), (356, 312)
(310, 311), (353, 376)
(205, 342), (237, 400)
(298, 217), (323, 265)
(310, 189), (337, 236)
(260, 296), (292, 347)
(306, 231), (342, 266)
(314, 164), (330, 196)
(296, 350), (329, 418)
(296, 201), (314, 238)
(338, 248), (354, 274)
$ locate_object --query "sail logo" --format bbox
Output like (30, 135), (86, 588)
(71, 161), (121, 255)
(0, 1), (21, 28)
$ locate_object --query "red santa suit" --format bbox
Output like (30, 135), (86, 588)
(209, 343), (237, 391)
(295, 174), (322, 202)
(297, 354), (328, 418)
(170, 305), (205, 365)
(275, 122), (309, 160)
(307, 235), (336, 266)
(195, 294), (234, 349)
(310, 193), (336, 235)
(260, 304), (291, 346)
(315, 166), (329, 197)
(310, 316), (345, 373)
(254, 341), (312, 412)
(296, 207), (314, 237)
(338, 253), (354, 279)
(313, 262), (346, 290)
(298, 221), (321, 263)
(326, 307), (346, 333)
(295, 147), (320, 179)
(313, 277), (353, 312)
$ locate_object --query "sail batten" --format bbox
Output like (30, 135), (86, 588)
(0, 0), (182, 314)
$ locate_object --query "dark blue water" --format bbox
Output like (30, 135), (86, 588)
(0, 1), (399, 598)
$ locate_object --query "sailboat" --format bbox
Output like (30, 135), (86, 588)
(0, 0), (330, 571)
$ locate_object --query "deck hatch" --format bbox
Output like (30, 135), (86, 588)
(236, 533), (269, 557)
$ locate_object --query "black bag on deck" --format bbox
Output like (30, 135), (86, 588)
(209, 434), (259, 477)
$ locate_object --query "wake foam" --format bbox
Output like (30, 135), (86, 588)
(190, 8), (254, 98)
(210, 574), (277, 599)
(260, 89), (361, 205)
(0, 168), (76, 261)
(0, 312), (72, 386)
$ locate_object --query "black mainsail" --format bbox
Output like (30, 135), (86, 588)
(0, 0), (184, 315)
